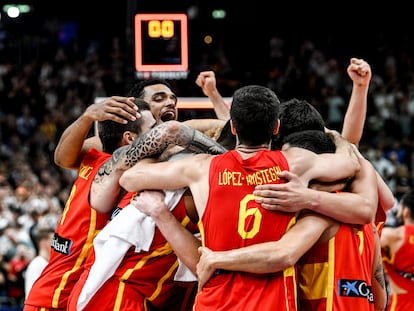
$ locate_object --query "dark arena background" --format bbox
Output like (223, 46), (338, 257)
(0, 1), (413, 310)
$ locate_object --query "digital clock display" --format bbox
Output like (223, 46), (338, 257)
(134, 13), (188, 73)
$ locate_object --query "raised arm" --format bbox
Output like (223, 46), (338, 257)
(256, 58), (392, 224)
(54, 96), (139, 169)
(341, 58), (371, 145)
(340, 58), (395, 217)
(377, 173), (396, 213)
(196, 71), (230, 120)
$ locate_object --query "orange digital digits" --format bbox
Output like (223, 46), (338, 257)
(135, 13), (188, 73)
(147, 20), (174, 38)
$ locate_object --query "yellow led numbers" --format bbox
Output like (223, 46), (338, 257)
(135, 13), (188, 73)
(147, 20), (174, 38)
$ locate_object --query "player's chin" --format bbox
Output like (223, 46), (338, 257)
(160, 111), (177, 122)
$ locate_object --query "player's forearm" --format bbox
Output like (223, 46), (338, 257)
(151, 206), (200, 274)
(54, 113), (96, 169)
(205, 242), (294, 274)
(310, 190), (374, 224)
(116, 121), (226, 171)
(376, 171), (395, 212)
(341, 84), (368, 146)
(90, 169), (125, 213)
(209, 90), (230, 120)
(93, 121), (226, 184)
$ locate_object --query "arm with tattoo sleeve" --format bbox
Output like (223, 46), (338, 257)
(91, 120), (227, 213)
(54, 96), (139, 170)
(371, 223), (387, 311)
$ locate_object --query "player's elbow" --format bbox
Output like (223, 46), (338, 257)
(53, 152), (65, 168)
(54, 150), (79, 170)
(119, 171), (140, 192)
(281, 250), (300, 269)
(351, 159), (361, 177)
(373, 293), (387, 311)
(164, 120), (183, 135)
(374, 301), (387, 311)
(268, 247), (299, 271)
(378, 191), (396, 213)
(360, 200), (377, 224)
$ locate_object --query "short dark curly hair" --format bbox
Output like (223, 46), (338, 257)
(98, 99), (150, 153)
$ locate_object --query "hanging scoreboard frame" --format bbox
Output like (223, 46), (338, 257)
(134, 13), (188, 77)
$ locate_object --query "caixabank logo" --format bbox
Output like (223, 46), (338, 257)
(338, 279), (373, 303)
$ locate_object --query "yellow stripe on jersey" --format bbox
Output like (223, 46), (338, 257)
(52, 208), (98, 308)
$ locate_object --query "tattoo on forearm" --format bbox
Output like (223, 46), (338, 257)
(95, 121), (227, 182)
(374, 258), (385, 289)
(94, 146), (125, 183)
(372, 224), (385, 289)
(188, 129), (227, 155)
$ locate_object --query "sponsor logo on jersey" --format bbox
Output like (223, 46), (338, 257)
(51, 233), (73, 255)
(338, 279), (373, 303)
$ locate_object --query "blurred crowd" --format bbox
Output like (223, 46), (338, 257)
(0, 24), (414, 308)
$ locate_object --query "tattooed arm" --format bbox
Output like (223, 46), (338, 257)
(371, 223), (387, 311)
(54, 96), (139, 170)
(90, 120), (227, 213)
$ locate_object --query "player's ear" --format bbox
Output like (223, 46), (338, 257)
(124, 131), (137, 144)
(230, 120), (237, 135)
(273, 119), (280, 135)
(403, 206), (410, 220)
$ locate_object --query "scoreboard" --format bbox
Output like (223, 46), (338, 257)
(134, 13), (188, 79)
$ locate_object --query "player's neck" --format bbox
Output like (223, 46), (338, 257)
(236, 144), (269, 158)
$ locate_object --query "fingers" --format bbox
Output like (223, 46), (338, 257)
(253, 172), (292, 191)
(137, 190), (165, 203)
(348, 58), (371, 77)
(141, 189), (166, 200)
(195, 75), (203, 87)
(196, 72), (207, 86)
(198, 246), (204, 255)
(99, 97), (141, 123)
(113, 96), (140, 115)
(277, 170), (294, 181)
(195, 71), (215, 87)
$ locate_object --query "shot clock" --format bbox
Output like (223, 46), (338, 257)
(134, 13), (188, 79)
